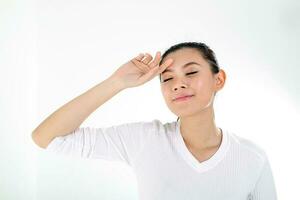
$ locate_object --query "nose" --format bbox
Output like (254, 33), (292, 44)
(172, 79), (188, 91)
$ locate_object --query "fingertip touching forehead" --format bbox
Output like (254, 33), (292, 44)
(158, 42), (220, 82)
(161, 61), (202, 75)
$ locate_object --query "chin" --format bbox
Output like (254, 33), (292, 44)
(171, 108), (199, 118)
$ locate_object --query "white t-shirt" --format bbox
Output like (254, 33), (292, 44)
(45, 119), (278, 200)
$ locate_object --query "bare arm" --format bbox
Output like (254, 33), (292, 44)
(31, 75), (125, 149)
(31, 51), (172, 149)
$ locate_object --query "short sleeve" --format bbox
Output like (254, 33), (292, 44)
(45, 120), (157, 167)
(250, 154), (278, 200)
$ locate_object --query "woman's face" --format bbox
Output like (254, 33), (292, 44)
(160, 48), (225, 118)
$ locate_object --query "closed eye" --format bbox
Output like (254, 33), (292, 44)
(186, 71), (198, 75)
(162, 71), (198, 82)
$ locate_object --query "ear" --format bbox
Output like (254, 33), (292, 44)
(214, 69), (226, 91)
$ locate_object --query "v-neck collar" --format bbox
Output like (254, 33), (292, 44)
(174, 119), (231, 173)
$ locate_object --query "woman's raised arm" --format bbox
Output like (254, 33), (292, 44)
(31, 51), (173, 149)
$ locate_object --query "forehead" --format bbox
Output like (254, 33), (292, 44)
(164, 48), (204, 61)
(162, 48), (206, 73)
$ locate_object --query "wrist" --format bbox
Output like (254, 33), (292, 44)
(107, 75), (127, 91)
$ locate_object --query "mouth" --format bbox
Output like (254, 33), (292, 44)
(173, 95), (194, 102)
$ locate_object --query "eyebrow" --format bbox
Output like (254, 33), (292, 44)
(161, 61), (202, 74)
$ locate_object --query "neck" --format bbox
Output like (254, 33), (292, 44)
(179, 106), (222, 150)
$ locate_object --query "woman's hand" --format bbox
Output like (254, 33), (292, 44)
(110, 51), (173, 89)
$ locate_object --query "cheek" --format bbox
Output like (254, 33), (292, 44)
(193, 79), (214, 96)
(161, 87), (171, 99)
(194, 80), (203, 88)
(193, 80), (205, 92)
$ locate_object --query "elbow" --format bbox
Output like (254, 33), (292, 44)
(31, 131), (49, 149)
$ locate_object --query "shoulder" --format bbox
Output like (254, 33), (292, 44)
(133, 119), (178, 139)
(151, 119), (175, 131)
(103, 119), (160, 132)
(107, 119), (170, 138)
(228, 131), (268, 164)
(133, 119), (176, 132)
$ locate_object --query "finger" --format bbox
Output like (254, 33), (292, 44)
(140, 58), (173, 83)
(131, 53), (151, 71)
(134, 53), (145, 62)
(157, 58), (174, 74)
(149, 51), (161, 68)
(131, 59), (151, 73)
(138, 64), (160, 84)
(141, 53), (153, 65)
(133, 53), (152, 71)
(145, 58), (172, 81)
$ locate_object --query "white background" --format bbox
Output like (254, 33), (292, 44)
(1, 0), (299, 199)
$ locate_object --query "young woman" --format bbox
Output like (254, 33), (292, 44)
(32, 42), (278, 200)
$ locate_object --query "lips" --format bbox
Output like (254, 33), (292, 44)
(173, 95), (194, 101)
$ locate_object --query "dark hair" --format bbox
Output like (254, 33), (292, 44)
(158, 42), (221, 122)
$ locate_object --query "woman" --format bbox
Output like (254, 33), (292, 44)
(32, 42), (278, 200)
